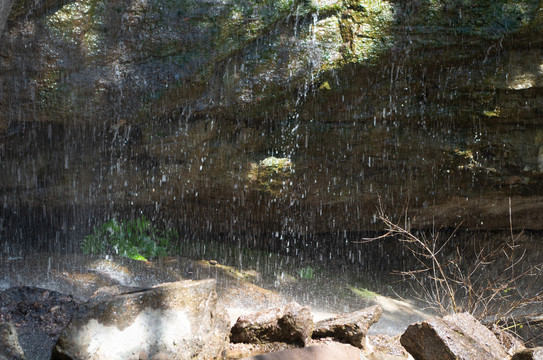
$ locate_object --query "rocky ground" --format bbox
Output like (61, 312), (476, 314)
(0, 253), (430, 359)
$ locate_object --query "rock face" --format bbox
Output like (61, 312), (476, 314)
(313, 305), (382, 349)
(400, 312), (510, 360)
(3, 0), (543, 257)
(0, 322), (25, 360)
(229, 302), (313, 346)
(52, 279), (230, 360)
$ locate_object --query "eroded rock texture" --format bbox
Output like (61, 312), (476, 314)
(230, 302), (313, 346)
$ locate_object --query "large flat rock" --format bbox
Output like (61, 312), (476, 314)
(52, 279), (230, 360)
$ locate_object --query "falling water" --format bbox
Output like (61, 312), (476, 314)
(1, 0), (543, 354)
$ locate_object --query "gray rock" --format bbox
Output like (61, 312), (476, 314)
(52, 279), (229, 360)
(400, 312), (509, 360)
(512, 347), (543, 360)
(240, 343), (360, 360)
(0, 322), (25, 360)
(230, 302), (313, 346)
(313, 305), (382, 349)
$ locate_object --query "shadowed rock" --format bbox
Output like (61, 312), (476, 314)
(241, 343), (360, 360)
(401, 312), (510, 360)
(512, 347), (543, 360)
(230, 302), (313, 346)
(0, 287), (79, 360)
(313, 305), (382, 349)
(52, 279), (229, 360)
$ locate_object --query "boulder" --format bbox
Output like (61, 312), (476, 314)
(230, 302), (313, 346)
(240, 343), (360, 360)
(0, 322), (25, 360)
(512, 348), (543, 360)
(400, 312), (510, 360)
(52, 279), (230, 360)
(312, 305), (382, 349)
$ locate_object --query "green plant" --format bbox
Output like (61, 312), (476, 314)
(349, 286), (377, 299)
(298, 266), (315, 279)
(81, 216), (178, 261)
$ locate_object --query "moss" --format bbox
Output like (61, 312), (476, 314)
(349, 285), (377, 299)
(483, 107), (501, 118)
(408, 0), (539, 40)
(45, 0), (105, 58)
(247, 156), (293, 195)
(311, 0), (342, 12)
(312, 0), (394, 68)
(200, 260), (260, 281)
(319, 81), (331, 90)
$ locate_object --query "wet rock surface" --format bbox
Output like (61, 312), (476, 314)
(2, 0), (543, 258)
(312, 305), (383, 349)
(0, 287), (79, 360)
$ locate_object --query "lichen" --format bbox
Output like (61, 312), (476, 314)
(45, 0), (105, 58)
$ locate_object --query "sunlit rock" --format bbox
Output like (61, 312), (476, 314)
(230, 302), (313, 346)
(366, 334), (411, 358)
(312, 305), (382, 349)
(52, 279), (229, 360)
(247, 157), (293, 195)
(87, 259), (136, 286)
(400, 312), (510, 360)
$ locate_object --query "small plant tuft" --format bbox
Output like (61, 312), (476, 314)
(81, 215), (178, 261)
(298, 266), (315, 279)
